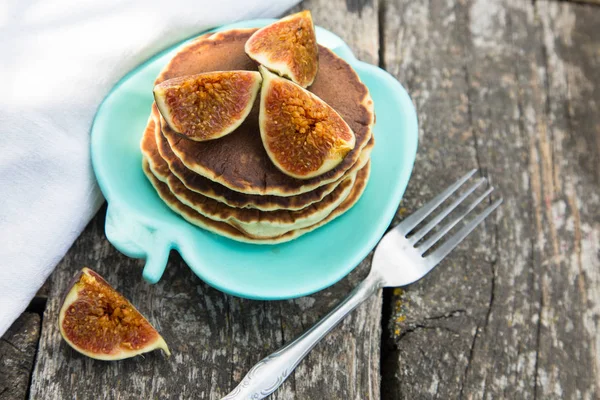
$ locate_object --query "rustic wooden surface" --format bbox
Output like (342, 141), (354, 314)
(0, 313), (40, 400)
(381, 0), (600, 399)
(2, 0), (599, 399)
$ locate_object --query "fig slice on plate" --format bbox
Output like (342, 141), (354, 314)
(154, 71), (262, 141)
(245, 10), (318, 88)
(258, 66), (356, 180)
(58, 268), (170, 361)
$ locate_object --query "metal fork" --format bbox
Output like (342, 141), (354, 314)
(223, 170), (502, 400)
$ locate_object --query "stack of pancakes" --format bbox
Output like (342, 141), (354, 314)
(140, 29), (375, 244)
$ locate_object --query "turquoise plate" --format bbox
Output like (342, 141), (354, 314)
(91, 20), (418, 300)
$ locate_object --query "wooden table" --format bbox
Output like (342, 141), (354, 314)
(2, 0), (599, 398)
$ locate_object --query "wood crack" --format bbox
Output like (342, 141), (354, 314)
(226, 295), (235, 388)
(459, 179), (500, 399)
(345, 0), (370, 17)
(483, 223), (499, 334)
(434, 369), (441, 400)
(457, 233), (497, 399)
(537, 7), (552, 120)
(463, 65), (483, 175)
(1, 338), (22, 354)
(25, 296), (48, 316)
(377, 0), (386, 70)
(279, 302), (286, 346)
(424, 309), (467, 321)
(397, 324), (460, 341)
(24, 318), (42, 400)
(532, 285), (544, 400)
(459, 324), (479, 400)
(458, 0), (482, 176)
(482, 374), (489, 400)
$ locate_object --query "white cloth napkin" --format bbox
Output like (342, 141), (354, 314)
(0, 0), (299, 336)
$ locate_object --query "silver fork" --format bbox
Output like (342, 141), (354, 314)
(223, 170), (502, 400)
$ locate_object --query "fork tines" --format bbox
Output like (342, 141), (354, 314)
(399, 170), (502, 264)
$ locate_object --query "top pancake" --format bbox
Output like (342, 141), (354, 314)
(156, 28), (374, 196)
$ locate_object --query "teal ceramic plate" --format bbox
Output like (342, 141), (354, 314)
(91, 20), (418, 300)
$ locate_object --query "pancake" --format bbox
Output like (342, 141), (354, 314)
(156, 28), (374, 196)
(141, 117), (358, 238)
(142, 158), (371, 244)
(151, 104), (373, 211)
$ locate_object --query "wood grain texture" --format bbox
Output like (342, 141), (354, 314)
(380, 1), (494, 399)
(381, 0), (600, 399)
(298, 0), (379, 64)
(0, 313), (40, 400)
(20, 1), (600, 399)
(565, 0), (600, 5)
(29, 1), (383, 399)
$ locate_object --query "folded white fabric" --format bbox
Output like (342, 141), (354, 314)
(0, 0), (299, 336)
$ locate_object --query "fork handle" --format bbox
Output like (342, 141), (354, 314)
(222, 273), (382, 400)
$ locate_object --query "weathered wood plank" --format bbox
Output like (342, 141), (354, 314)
(380, 1), (494, 399)
(566, 0), (600, 5)
(382, 0), (600, 399)
(0, 313), (40, 400)
(531, 1), (600, 397)
(29, 1), (383, 399)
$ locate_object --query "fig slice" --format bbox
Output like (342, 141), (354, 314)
(245, 10), (318, 88)
(154, 71), (262, 141)
(58, 268), (170, 361)
(258, 66), (356, 180)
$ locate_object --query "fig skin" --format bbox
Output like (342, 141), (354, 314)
(245, 10), (318, 88)
(258, 66), (356, 180)
(58, 268), (170, 361)
(154, 71), (262, 142)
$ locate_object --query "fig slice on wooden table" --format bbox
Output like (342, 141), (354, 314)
(154, 71), (262, 141)
(58, 267), (170, 361)
(245, 10), (319, 88)
(258, 66), (356, 180)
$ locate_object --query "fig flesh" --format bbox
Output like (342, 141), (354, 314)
(154, 71), (262, 141)
(58, 268), (170, 361)
(258, 66), (356, 180)
(245, 10), (318, 88)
